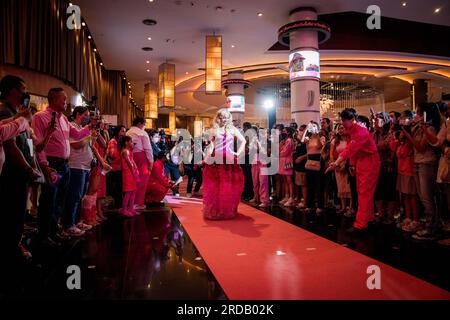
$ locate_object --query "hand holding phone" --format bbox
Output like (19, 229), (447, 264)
(50, 112), (57, 128)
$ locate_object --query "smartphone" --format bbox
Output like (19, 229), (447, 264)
(21, 92), (31, 109)
(50, 112), (56, 128)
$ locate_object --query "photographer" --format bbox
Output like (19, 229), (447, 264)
(0, 75), (41, 274)
(32, 88), (94, 246)
(401, 102), (441, 240)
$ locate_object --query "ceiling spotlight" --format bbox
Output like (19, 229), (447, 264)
(81, 22), (86, 27)
(100, 62), (103, 66)
(149, 0), (154, 2)
(402, 2), (407, 6)
(257, 12), (263, 17)
(93, 48), (97, 52)
(148, 37), (152, 41)
(146, 69), (150, 72)
(185, 72), (189, 75)
(263, 100), (274, 109)
(231, 45), (235, 48)
(142, 19), (157, 26)
(69, 2), (73, 6)
(434, 8), (441, 13)
(88, 35), (92, 39)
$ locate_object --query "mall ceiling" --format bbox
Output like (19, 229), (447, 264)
(74, 0), (450, 115)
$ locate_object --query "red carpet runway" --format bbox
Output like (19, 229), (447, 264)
(166, 196), (450, 300)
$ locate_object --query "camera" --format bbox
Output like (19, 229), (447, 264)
(21, 92), (31, 108)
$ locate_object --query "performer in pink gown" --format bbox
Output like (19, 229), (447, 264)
(203, 109), (245, 220)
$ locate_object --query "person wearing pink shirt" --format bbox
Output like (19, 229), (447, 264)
(32, 88), (93, 245)
(327, 108), (381, 233)
(0, 114), (30, 174)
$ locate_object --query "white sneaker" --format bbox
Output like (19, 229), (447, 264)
(249, 198), (257, 204)
(283, 198), (295, 207)
(174, 177), (183, 186)
(258, 203), (269, 208)
(76, 222), (93, 231)
(279, 197), (289, 205)
(63, 226), (85, 237)
(134, 204), (147, 210)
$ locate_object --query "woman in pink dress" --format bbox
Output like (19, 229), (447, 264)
(278, 127), (295, 207)
(146, 151), (175, 204)
(330, 124), (352, 214)
(203, 108), (245, 220)
(120, 136), (139, 217)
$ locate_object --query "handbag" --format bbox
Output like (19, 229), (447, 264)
(439, 147), (450, 183)
(305, 159), (321, 171)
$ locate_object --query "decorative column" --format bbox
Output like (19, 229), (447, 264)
(222, 70), (251, 128)
(169, 111), (176, 134)
(278, 7), (330, 125)
(412, 79), (427, 111)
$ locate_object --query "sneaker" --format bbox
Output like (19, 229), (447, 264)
(19, 244), (32, 260)
(127, 210), (137, 217)
(134, 204), (147, 210)
(402, 221), (421, 233)
(76, 222), (93, 231)
(62, 226), (85, 237)
(284, 198), (295, 207)
(397, 218), (412, 229)
(249, 198), (257, 204)
(279, 197), (289, 205)
(175, 193), (180, 197)
(344, 209), (355, 218)
(297, 200), (306, 209)
(258, 203), (269, 208)
(412, 229), (436, 241)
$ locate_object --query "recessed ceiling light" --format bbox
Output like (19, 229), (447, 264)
(146, 69), (150, 72)
(93, 48), (97, 52)
(142, 19), (157, 26)
(146, 60), (150, 64)
(231, 45), (235, 48)
(147, 37), (152, 41)
(402, 2), (407, 6)
(149, 0), (154, 2)
(434, 8), (441, 13)
(185, 72), (189, 75)
(81, 22), (86, 27)
(257, 12), (263, 17)
(87, 35), (92, 39)
(100, 62), (103, 66)
(69, 2), (73, 6)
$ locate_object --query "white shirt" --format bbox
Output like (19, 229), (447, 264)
(126, 126), (153, 164)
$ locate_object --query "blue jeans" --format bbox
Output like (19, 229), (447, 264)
(414, 162), (439, 233)
(63, 168), (90, 228)
(38, 161), (70, 239)
(165, 161), (181, 181)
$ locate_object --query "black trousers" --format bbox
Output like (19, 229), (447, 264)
(0, 171), (28, 258)
(306, 170), (325, 209)
(107, 170), (123, 209)
(184, 164), (202, 193)
(241, 163), (254, 199)
(349, 174), (358, 211)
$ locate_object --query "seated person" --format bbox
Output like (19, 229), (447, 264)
(146, 151), (175, 203)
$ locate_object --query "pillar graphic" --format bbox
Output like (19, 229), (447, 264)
(278, 7), (331, 125)
(222, 70), (251, 128)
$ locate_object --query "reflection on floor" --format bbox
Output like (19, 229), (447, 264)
(5, 194), (450, 299)
(10, 205), (225, 300)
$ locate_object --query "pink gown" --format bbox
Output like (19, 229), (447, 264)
(203, 129), (244, 220)
(146, 159), (170, 203)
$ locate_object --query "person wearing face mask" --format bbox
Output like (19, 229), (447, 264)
(0, 75), (41, 274)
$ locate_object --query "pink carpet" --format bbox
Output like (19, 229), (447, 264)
(166, 196), (450, 300)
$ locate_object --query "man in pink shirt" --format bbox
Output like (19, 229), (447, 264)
(32, 88), (93, 244)
(327, 108), (380, 233)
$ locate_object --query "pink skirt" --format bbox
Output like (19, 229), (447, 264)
(202, 164), (244, 220)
